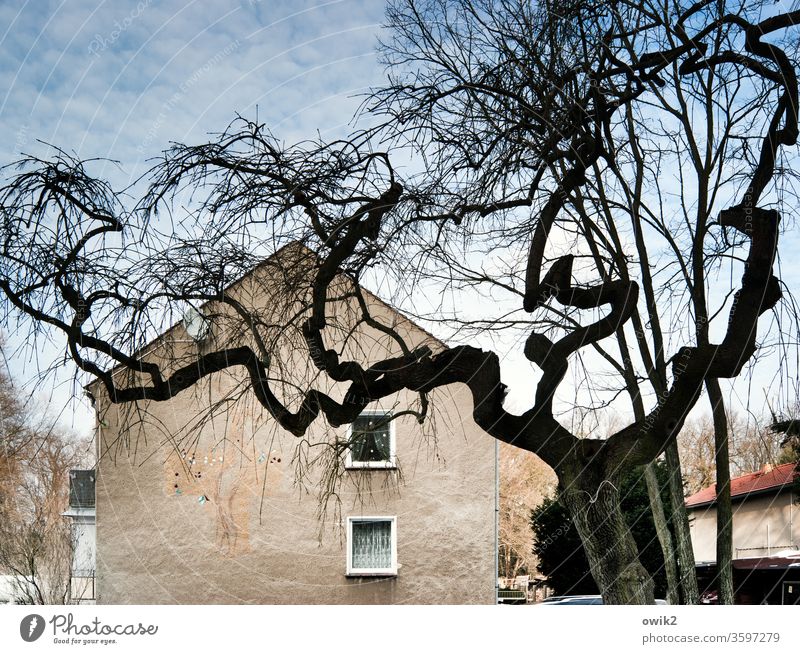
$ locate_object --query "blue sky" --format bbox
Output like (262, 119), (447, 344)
(0, 0), (386, 184)
(1, 0), (798, 442)
(0, 0), (388, 435)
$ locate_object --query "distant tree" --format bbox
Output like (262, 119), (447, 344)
(498, 443), (557, 581)
(0, 351), (31, 477)
(531, 495), (597, 597)
(769, 414), (800, 503)
(0, 352), (88, 604)
(680, 415), (788, 495)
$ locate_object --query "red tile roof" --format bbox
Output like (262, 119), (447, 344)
(685, 462), (798, 508)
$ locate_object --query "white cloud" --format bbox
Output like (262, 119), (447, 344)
(0, 0), (387, 435)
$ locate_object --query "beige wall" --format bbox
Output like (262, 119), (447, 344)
(688, 492), (798, 562)
(92, 256), (496, 604)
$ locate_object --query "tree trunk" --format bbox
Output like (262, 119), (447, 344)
(560, 478), (655, 604)
(707, 378), (734, 604)
(663, 440), (700, 604)
(644, 462), (680, 605)
(612, 322), (695, 604)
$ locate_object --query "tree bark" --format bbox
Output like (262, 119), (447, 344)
(707, 378), (734, 604)
(614, 321), (697, 605)
(663, 440), (700, 603)
(560, 476), (655, 604)
(644, 462), (680, 605)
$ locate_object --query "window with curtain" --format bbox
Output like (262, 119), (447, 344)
(347, 412), (395, 468)
(347, 517), (397, 575)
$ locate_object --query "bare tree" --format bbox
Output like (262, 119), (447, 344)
(0, 346), (32, 466)
(680, 414), (790, 494)
(0, 362), (88, 604)
(498, 443), (556, 582)
(1, 0), (799, 603)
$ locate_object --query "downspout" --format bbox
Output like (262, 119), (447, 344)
(494, 438), (499, 604)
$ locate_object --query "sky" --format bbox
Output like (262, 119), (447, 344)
(0, 0), (386, 175)
(1, 0), (798, 445)
(0, 0), (388, 436)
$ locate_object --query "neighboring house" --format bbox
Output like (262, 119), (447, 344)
(88, 245), (497, 604)
(685, 462), (800, 604)
(63, 469), (96, 604)
(0, 470), (95, 605)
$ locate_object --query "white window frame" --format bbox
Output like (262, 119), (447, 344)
(346, 516), (398, 576)
(345, 410), (396, 469)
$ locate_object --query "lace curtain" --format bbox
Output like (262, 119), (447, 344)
(352, 520), (392, 569)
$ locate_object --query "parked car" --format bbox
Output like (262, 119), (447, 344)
(538, 595), (604, 605)
(537, 595), (667, 605)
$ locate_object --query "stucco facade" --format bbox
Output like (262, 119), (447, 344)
(90, 248), (497, 604)
(688, 491), (798, 563)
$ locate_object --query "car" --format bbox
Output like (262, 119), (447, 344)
(537, 595), (668, 605)
(538, 595), (604, 605)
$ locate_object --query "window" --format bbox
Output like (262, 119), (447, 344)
(346, 517), (397, 576)
(346, 411), (396, 468)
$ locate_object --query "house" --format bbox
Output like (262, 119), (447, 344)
(63, 469), (96, 604)
(87, 245), (497, 604)
(0, 469), (96, 605)
(685, 462), (800, 604)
